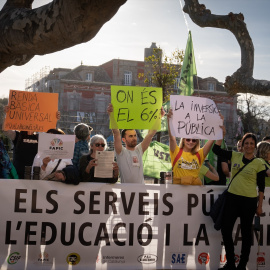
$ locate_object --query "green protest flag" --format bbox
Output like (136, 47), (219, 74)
(179, 31), (197, 96)
(139, 129), (148, 139)
(204, 142), (218, 184)
(110, 86), (163, 130)
(204, 139), (226, 184)
(142, 141), (172, 179)
(206, 142), (218, 168)
(159, 100), (170, 132)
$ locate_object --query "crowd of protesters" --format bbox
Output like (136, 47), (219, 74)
(1, 101), (270, 270)
(1, 105), (270, 190)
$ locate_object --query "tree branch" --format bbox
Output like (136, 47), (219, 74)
(183, 0), (270, 96)
(0, 0), (127, 72)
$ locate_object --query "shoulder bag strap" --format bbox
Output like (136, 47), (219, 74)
(172, 148), (183, 168)
(196, 152), (201, 165)
(51, 159), (62, 174)
(227, 158), (255, 188)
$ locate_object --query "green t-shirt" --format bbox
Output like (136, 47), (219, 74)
(229, 152), (265, 197)
(199, 165), (209, 182)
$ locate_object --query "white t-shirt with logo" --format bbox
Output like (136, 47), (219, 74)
(115, 144), (144, 184)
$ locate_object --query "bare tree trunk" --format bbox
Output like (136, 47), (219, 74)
(183, 0), (270, 96)
(0, 0), (127, 72)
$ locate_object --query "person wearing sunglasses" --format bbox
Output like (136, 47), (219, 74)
(79, 134), (118, 183)
(167, 108), (216, 185)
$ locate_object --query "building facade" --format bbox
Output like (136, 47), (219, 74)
(25, 43), (238, 146)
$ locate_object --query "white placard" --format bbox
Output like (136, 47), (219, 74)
(169, 95), (223, 140)
(38, 133), (76, 159)
(94, 151), (114, 178)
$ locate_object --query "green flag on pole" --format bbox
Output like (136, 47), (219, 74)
(142, 141), (172, 179)
(204, 139), (227, 184)
(159, 100), (170, 132)
(179, 31), (197, 96)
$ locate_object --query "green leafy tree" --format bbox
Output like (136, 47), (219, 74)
(138, 47), (184, 103)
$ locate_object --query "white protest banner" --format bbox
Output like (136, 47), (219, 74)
(169, 95), (223, 140)
(0, 179), (268, 270)
(38, 133), (75, 159)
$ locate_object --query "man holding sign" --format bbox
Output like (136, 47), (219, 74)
(107, 103), (165, 184)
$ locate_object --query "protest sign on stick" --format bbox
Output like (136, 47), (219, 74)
(169, 95), (223, 140)
(110, 86), (163, 130)
(4, 90), (58, 132)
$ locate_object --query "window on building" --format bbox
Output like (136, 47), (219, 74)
(124, 71), (132, 85)
(208, 82), (215, 91)
(86, 73), (93, 82)
(68, 92), (80, 111)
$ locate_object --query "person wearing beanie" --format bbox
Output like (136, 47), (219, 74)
(72, 123), (93, 170)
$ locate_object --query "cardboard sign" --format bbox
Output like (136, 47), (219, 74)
(4, 90), (58, 132)
(169, 95), (223, 140)
(38, 133), (75, 159)
(110, 86), (163, 130)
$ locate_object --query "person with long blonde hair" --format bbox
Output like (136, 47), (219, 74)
(167, 108), (216, 185)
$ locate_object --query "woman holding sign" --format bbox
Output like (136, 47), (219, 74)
(213, 131), (265, 270)
(79, 134), (119, 183)
(32, 128), (73, 180)
(167, 108), (215, 185)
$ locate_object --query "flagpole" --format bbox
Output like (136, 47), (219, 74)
(178, 0), (189, 32)
(179, 31), (197, 96)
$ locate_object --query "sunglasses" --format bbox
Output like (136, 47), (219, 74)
(95, 143), (105, 147)
(185, 139), (197, 143)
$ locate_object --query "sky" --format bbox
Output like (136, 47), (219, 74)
(0, 0), (269, 99)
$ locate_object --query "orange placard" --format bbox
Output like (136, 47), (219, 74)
(3, 90), (59, 132)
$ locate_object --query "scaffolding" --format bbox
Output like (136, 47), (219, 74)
(25, 66), (50, 92)
(57, 91), (112, 137)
